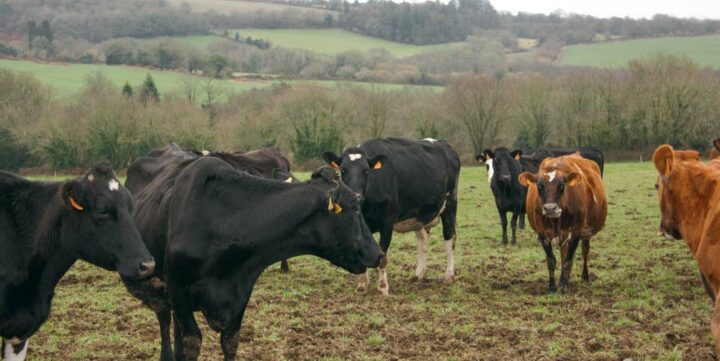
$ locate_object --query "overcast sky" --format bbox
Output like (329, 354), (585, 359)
(489, 0), (720, 19)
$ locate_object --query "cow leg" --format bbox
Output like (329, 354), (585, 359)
(701, 269), (715, 304)
(357, 270), (370, 291)
(157, 310), (174, 361)
(581, 239), (591, 283)
(510, 212), (519, 246)
(559, 238), (581, 293)
(539, 236), (556, 293)
(499, 212), (508, 245)
(440, 196), (457, 283)
(220, 313), (246, 361)
(3, 338), (28, 361)
(414, 228), (429, 280)
(519, 212), (526, 230)
(172, 307), (202, 361)
(377, 226), (393, 296)
(280, 260), (289, 272)
(712, 295), (720, 355)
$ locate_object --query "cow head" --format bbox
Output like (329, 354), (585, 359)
(322, 148), (387, 203)
(711, 138), (720, 160)
(652, 145), (684, 240)
(308, 166), (385, 274)
(482, 148), (522, 185)
(62, 163), (155, 279)
(476, 149), (494, 182)
(519, 167), (580, 219)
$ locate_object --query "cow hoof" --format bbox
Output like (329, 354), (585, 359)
(443, 275), (455, 284)
(548, 284), (557, 293)
(582, 274), (590, 283)
(356, 284), (367, 292)
(559, 285), (569, 294)
(378, 287), (390, 296)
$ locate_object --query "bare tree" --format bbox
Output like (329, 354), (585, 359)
(445, 74), (508, 155)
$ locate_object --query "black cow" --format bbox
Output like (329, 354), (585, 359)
(125, 142), (199, 195)
(323, 137), (461, 295)
(0, 164), (154, 361)
(479, 148), (526, 245)
(123, 158), (384, 361)
(125, 143), (295, 272)
(126, 143), (292, 196)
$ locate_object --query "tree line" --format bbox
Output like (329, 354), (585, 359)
(1, 54), (718, 172)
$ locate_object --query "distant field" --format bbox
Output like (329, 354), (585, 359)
(227, 28), (464, 57)
(0, 59), (441, 97)
(0, 59), (267, 96)
(561, 35), (720, 68)
(168, 0), (337, 18)
(144, 35), (230, 49)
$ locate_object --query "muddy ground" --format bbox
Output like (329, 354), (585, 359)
(28, 163), (712, 360)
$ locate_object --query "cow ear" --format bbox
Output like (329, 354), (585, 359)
(62, 181), (86, 212)
(327, 197), (343, 214)
(714, 138), (720, 153)
(511, 150), (523, 161)
(368, 155), (387, 170)
(518, 172), (537, 187)
(322, 151), (341, 169)
(653, 145), (674, 176)
(565, 172), (580, 187)
(483, 149), (494, 161)
(474, 154), (484, 164)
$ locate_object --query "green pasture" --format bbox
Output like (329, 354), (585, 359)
(25, 162), (714, 359)
(561, 35), (720, 69)
(226, 28), (465, 57)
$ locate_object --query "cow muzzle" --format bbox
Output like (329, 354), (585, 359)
(542, 203), (562, 218)
(498, 175), (511, 183)
(136, 259), (156, 278)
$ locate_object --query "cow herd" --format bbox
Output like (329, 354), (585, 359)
(1, 137), (720, 360)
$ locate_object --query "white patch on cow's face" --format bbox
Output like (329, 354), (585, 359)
(284, 177), (293, 183)
(4, 338), (28, 361)
(87, 174), (94, 182)
(423, 138), (437, 143)
(546, 171), (557, 182)
(348, 153), (362, 161)
(201, 150), (210, 156)
(108, 179), (120, 191)
(486, 158), (494, 182)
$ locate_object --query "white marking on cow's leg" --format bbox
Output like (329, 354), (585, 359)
(378, 266), (389, 296)
(547, 171), (557, 182)
(444, 236), (455, 283)
(357, 270), (369, 291)
(415, 228), (429, 280)
(4, 338), (28, 361)
(108, 179), (119, 191)
(486, 159), (494, 182)
(348, 153), (362, 161)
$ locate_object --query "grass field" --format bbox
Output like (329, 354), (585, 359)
(138, 35), (230, 49)
(226, 28), (465, 57)
(0, 59), (268, 96)
(561, 35), (720, 68)
(168, 0), (337, 18)
(25, 162), (714, 360)
(0, 59), (440, 97)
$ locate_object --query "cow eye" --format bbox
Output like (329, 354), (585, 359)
(363, 169), (369, 175)
(654, 183), (659, 190)
(96, 210), (111, 219)
(558, 183), (564, 191)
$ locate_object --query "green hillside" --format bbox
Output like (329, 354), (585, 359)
(227, 28), (464, 57)
(561, 35), (720, 68)
(168, 0), (336, 17)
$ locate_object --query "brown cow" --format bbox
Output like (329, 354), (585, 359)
(519, 153), (607, 293)
(652, 144), (720, 352)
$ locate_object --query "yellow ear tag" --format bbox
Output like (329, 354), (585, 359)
(333, 202), (343, 214)
(514, 154), (521, 161)
(330, 161), (339, 169)
(327, 198), (334, 211)
(373, 161), (382, 170)
(69, 196), (84, 211)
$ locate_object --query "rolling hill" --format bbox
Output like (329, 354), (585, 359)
(226, 28), (465, 57)
(560, 35), (720, 69)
